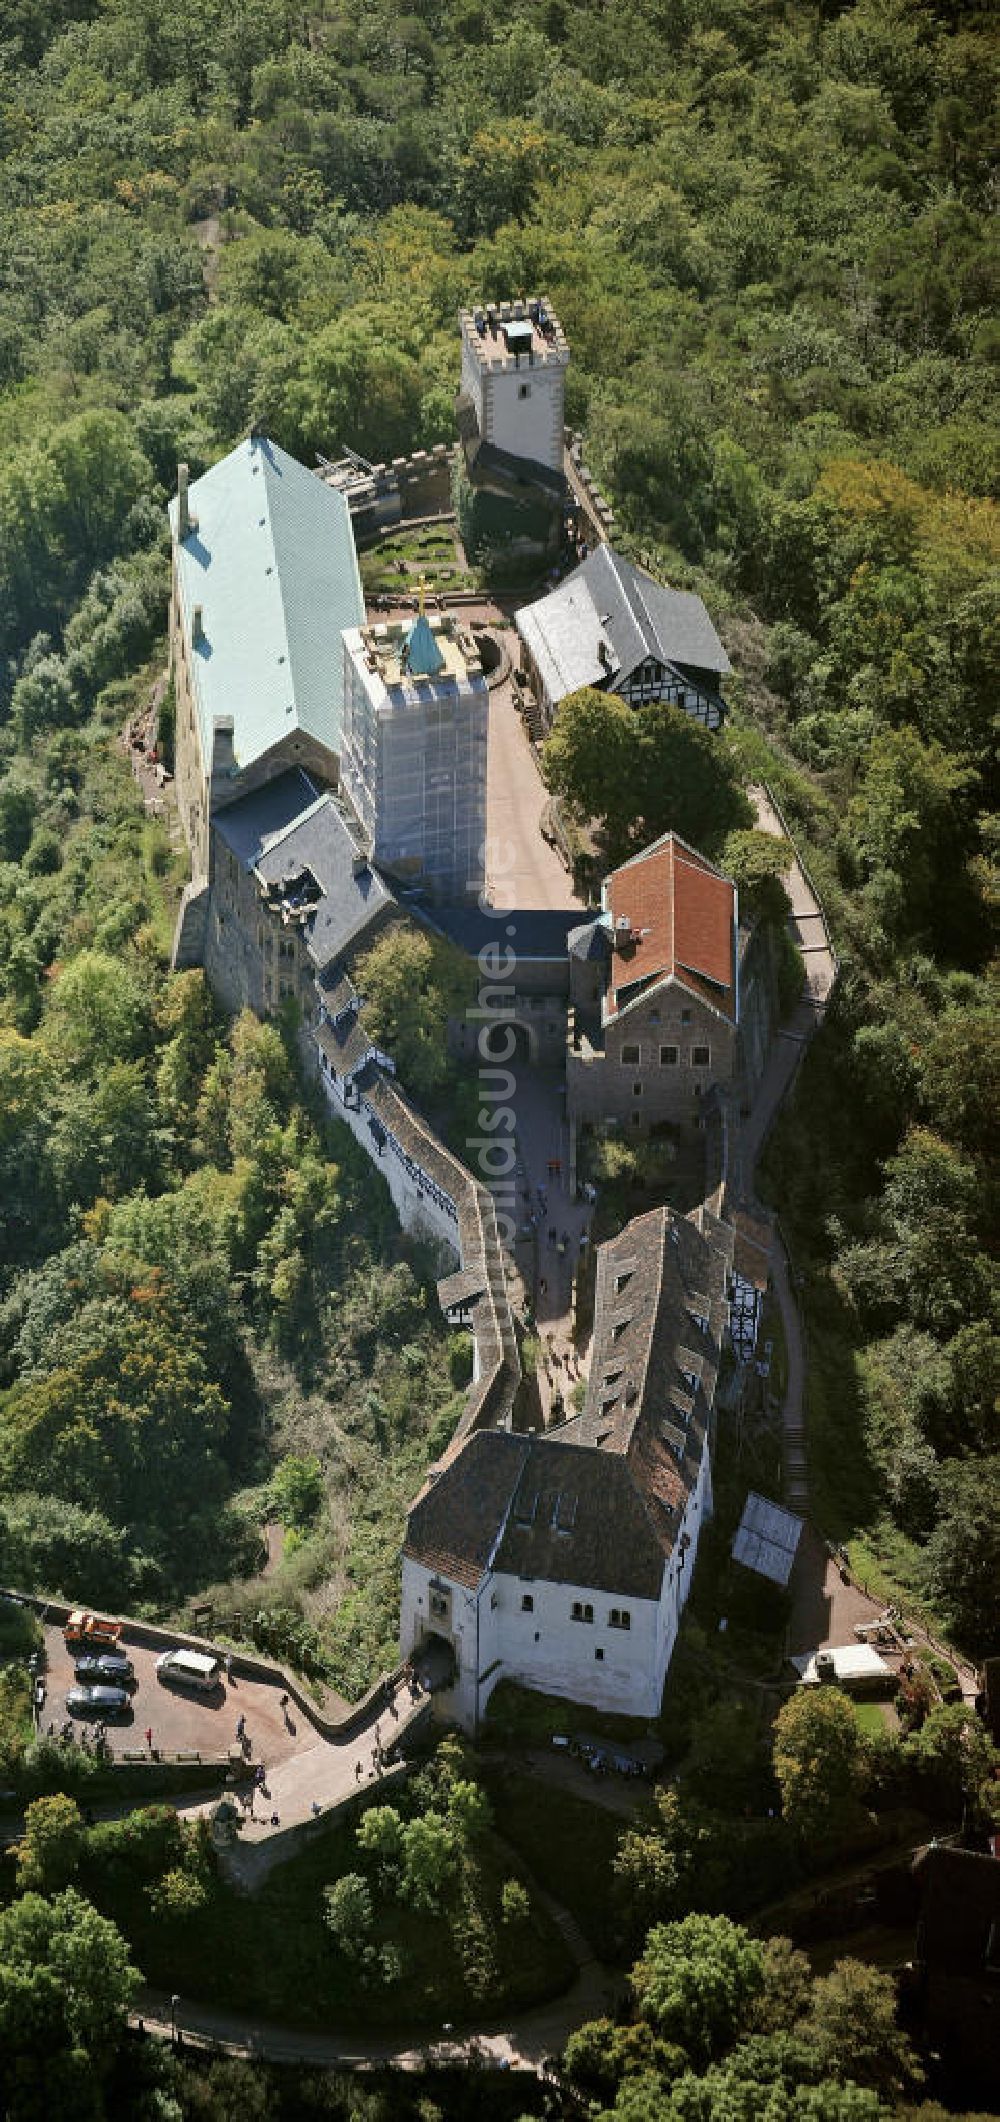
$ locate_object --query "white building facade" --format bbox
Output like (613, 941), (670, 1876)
(400, 1428), (712, 1731)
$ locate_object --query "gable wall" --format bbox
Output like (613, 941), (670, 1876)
(568, 980), (736, 1134)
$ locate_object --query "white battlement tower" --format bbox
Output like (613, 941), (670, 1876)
(458, 297), (569, 476)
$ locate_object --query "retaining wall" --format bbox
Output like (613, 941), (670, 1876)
(319, 446), (456, 546)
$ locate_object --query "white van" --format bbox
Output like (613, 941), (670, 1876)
(156, 1648), (221, 1693)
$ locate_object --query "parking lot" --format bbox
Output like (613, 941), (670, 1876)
(38, 1622), (320, 1768)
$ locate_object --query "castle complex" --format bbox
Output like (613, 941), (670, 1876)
(166, 304), (780, 1730)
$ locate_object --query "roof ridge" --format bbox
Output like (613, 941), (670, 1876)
(252, 782), (327, 863)
(602, 545), (647, 671)
(258, 439), (303, 728)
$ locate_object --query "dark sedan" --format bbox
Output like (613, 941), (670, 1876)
(65, 1685), (132, 1721)
(74, 1654), (135, 1687)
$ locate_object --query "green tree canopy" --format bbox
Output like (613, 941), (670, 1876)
(44, 951), (152, 1077)
(631, 1915), (765, 2067)
(543, 691), (751, 869)
(771, 1688), (862, 1839)
(926, 1457), (1000, 1657)
(16, 1795), (84, 1894)
(354, 925), (473, 1100)
(0, 1888), (140, 2112)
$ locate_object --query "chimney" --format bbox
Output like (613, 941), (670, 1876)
(192, 604), (205, 647)
(177, 462), (192, 540)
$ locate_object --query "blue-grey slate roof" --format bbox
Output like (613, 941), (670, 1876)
(568, 917), (610, 962)
(169, 434), (365, 774)
(516, 544), (730, 705)
(421, 906), (585, 962)
(254, 792), (394, 973)
(212, 769), (322, 868)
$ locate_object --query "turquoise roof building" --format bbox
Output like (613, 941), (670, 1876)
(169, 434), (365, 775)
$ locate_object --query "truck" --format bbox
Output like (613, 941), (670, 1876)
(63, 1610), (123, 1650)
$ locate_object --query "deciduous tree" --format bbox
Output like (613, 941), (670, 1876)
(771, 1688), (862, 1839)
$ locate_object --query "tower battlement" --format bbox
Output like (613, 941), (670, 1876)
(458, 296), (569, 478)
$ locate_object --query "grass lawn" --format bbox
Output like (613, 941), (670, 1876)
(481, 1764), (630, 1961)
(852, 1701), (893, 1739)
(360, 522), (478, 599)
(90, 1812), (575, 2033)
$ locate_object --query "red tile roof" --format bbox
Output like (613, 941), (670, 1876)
(606, 835), (736, 1021)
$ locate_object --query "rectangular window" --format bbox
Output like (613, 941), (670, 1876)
(609, 1609), (631, 1630)
(595, 1647), (604, 1661)
(681, 1008), (692, 1025)
(622, 1043), (640, 1065)
(692, 1046), (710, 1068)
(660, 1045), (678, 1065)
(518, 382), (531, 399)
(632, 1081), (642, 1097)
(521, 1593), (534, 1613)
(571, 1602), (594, 1623)
(429, 1591), (448, 1620)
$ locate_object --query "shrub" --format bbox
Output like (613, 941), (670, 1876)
(501, 1878), (530, 1926)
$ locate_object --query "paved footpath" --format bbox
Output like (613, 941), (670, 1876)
(737, 787), (838, 1514)
(485, 644), (584, 914)
(133, 1952), (618, 2073)
(201, 1675), (431, 1887)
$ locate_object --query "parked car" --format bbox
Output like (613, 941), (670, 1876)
(65, 1685), (131, 1720)
(156, 1648), (221, 1694)
(74, 1654), (135, 1687)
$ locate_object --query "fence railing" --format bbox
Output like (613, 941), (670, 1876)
(761, 777), (839, 990)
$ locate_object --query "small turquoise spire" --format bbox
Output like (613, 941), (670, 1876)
(404, 610), (445, 677)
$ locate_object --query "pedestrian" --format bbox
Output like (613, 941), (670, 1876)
(144, 1726), (153, 1751)
(236, 1713), (246, 1742)
(256, 1762), (266, 1788)
(539, 1276), (547, 1296)
(355, 1759), (363, 1783)
(279, 1692), (290, 1724)
(548, 1225), (556, 1245)
(226, 1652), (234, 1684)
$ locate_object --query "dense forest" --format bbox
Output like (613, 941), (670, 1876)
(0, 0), (997, 1689)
